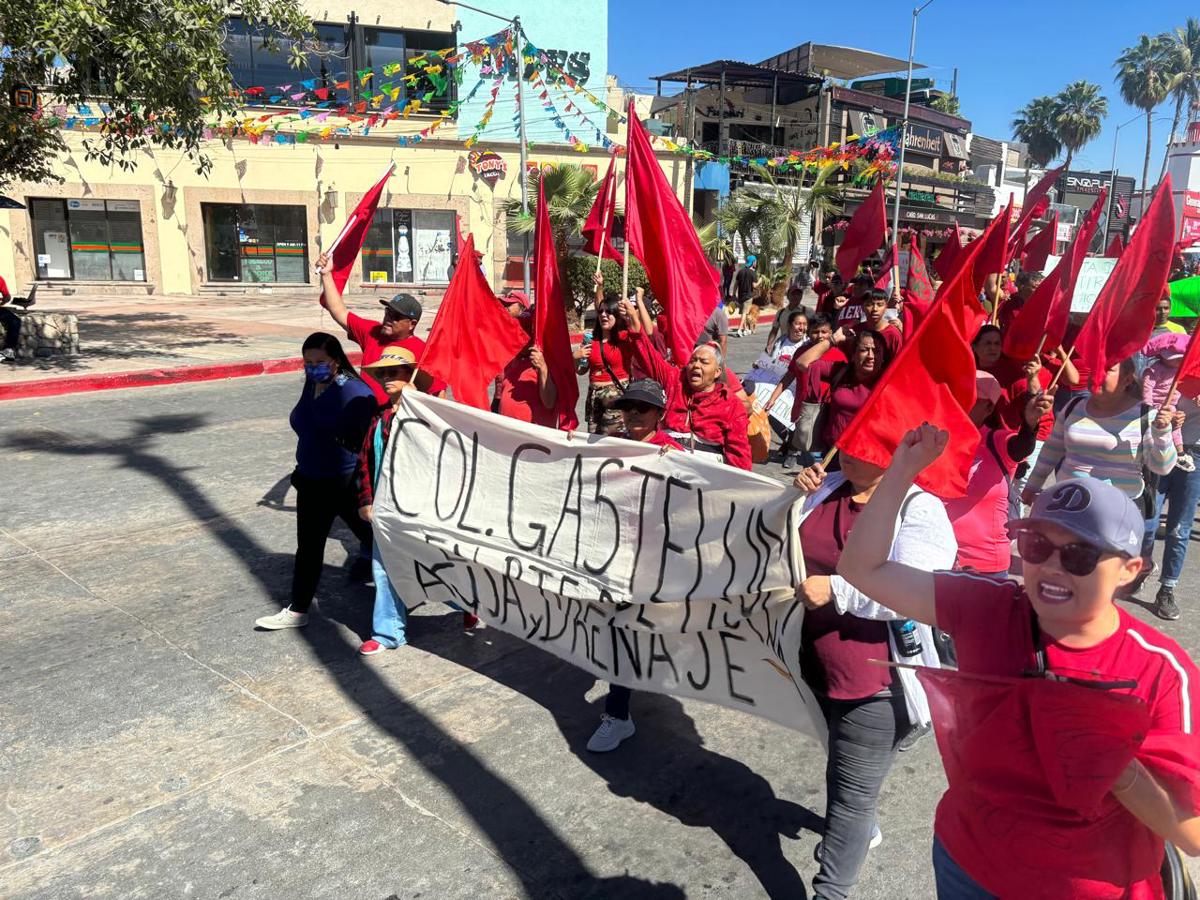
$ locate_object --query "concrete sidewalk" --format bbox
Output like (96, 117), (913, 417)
(0, 290), (402, 397)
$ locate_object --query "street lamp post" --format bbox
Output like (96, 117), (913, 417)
(438, 0), (530, 293)
(889, 0), (935, 260)
(1102, 113), (1171, 248)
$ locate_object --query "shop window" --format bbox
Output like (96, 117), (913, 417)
(202, 203), (309, 283)
(361, 209), (457, 285)
(28, 198), (147, 282)
(362, 27), (456, 112)
(224, 19), (350, 98)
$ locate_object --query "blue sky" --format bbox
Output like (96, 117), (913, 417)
(608, 0), (1191, 187)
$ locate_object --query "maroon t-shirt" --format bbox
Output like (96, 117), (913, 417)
(798, 482), (893, 700)
(807, 358), (877, 447)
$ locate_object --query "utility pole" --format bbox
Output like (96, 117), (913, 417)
(890, 0), (936, 255)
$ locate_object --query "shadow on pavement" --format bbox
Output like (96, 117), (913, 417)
(4, 413), (685, 900)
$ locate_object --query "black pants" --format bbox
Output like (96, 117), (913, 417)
(290, 470), (373, 613)
(0, 307), (20, 350)
(813, 691), (907, 900)
(605, 685), (632, 719)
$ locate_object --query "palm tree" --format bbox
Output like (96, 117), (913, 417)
(1012, 96), (1063, 169)
(1160, 19), (1200, 182)
(1052, 81), (1108, 171)
(503, 164), (600, 264)
(1115, 34), (1176, 192)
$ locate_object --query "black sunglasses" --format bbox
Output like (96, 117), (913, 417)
(1016, 530), (1111, 577)
(621, 401), (660, 414)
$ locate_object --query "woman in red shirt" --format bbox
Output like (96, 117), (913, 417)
(838, 426), (1200, 899)
(576, 295), (633, 435)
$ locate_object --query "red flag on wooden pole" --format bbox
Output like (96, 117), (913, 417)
(901, 235), (936, 335)
(1003, 192), (1106, 362)
(933, 222), (964, 280)
(624, 101), (720, 362)
(582, 153), (622, 263)
(1105, 233), (1125, 259)
(318, 163), (394, 309)
(1074, 177), (1177, 391)
(419, 234), (529, 410)
(836, 243), (986, 497)
(973, 201), (1011, 296)
(534, 176), (580, 429)
(1007, 166), (1061, 255)
(1022, 212), (1058, 274)
(836, 179), (888, 283)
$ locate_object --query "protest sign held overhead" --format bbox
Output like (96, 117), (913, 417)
(372, 391), (824, 739)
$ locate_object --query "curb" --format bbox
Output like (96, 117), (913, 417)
(0, 353), (363, 402)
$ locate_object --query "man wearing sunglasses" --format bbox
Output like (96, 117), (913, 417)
(314, 251), (445, 404)
(834, 424), (1200, 898)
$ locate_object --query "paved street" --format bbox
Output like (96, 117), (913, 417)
(2, 332), (1198, 898)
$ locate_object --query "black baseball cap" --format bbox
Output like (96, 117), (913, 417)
(613, 378), (667, 410)
(380, 293), (422, 321)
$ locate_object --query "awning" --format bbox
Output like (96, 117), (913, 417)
(758, 42), (923, 80)
(0, 196), (26, 210)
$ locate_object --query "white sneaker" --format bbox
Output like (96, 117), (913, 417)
(1177, 452), (1195, 473)
(586, 714), (636, 752)
(0, 348), (14, 362)
(255, 607), (308, 630)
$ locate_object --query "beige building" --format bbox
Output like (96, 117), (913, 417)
(1, 0), (682, 299)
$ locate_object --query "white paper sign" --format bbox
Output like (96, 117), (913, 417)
(753, 382), (797, 428)
(374, 392), (823, 738)
(1044, 256), (1119, 313)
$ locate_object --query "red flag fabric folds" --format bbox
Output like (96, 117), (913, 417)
(624, 103), (720, 363)
(972, 202), (1011, 295)
(1003, 195), (1104, 361)
(836, 250), (985, 497)
(534, 177), (581, 429)
(1022, 212), (1058, 274)
(933, 223), (963, 280)
(901, 235), (935, 336)
(582, 154), (622, 262)
(1075, 177), (1177, 391)
(419, 234), (529, 410)
(874, 243), (898, 291)
(1007, 166), (1061, 254)
(319, 164), (394, 309)
(1105, 233), (1125, 259)
(836, 180), (888, 283)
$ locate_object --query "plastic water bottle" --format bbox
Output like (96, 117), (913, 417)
(890, 620), (922, 658)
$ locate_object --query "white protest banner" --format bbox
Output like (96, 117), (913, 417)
(374, 392), (824, 740)
(1043, 255), (1119, 313)
(753, 382), (796, 429)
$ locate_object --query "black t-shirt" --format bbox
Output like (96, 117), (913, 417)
(735, 266), (757, 301)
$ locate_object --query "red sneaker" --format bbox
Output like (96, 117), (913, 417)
(462, 613), (485, 633)
(359, 639), (387, 656)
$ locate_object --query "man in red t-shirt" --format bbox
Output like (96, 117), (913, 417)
(833, 426), (1200, 899)
(314, 251), (445, 404)
(0, 273), (20, 362)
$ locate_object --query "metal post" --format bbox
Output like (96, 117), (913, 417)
(1102, 128), (1120, 249)
(718, 67), (727, 160)
(770, 74), (778, 149)
(890, 2), (933, 256)
(513, 15), (530, 295)
(683, 72), (695, 218)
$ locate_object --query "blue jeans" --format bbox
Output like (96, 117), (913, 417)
(1141, 463), (1200, 587)
(933, 838), (996, 899)
(370, 542), (407, 647)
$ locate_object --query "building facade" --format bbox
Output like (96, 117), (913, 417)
(1, 0), (686, 298)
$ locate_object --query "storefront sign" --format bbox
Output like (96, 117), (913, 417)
(67, 198), (106, 211)
(108, 200), (140, 212)
(906, 190), (937, 205)
(468, 150), (507, 186)
(1060, 171), (1107, 194)
(901, 206), (953, 224)
(370, 271), (389, 283)
(1183, 216), (1200, 246)
(904, 125), (943, 156)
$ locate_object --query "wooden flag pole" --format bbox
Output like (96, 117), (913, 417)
(1046, 344), (1075, 392)
(821, 446), (839, 469)
(319, 161), (396, 266)
(593, 170), (615, 279)
(1033, 333), (1049, 360)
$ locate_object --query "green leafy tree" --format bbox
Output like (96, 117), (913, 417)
(1, 0), (312, 191)
(929, 94), (960, 116)
(1115, 34), (1176, 191)
(1012, 96), (1063, 168)
(1052, 80), (1108, 172)
(1160, 19), (1200, 183)
(504, 163), (600, 263)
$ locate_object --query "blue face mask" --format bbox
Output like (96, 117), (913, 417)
(305, 362), (334, 383)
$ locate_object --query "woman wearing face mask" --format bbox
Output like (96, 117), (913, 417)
(791, 450), (957, 899)
(943, 372), (1051, 579)
(622, 299), (751, 469)
(838, 427), (1200, 899)
(256, 332), (377, 631)
(585, 378), (684, 753)
(1023, 357), (1177, 506)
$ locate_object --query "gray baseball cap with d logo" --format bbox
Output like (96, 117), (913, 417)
(1008, 477), (1143, 558)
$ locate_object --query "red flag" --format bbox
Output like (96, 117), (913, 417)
(624, 102), (720, 362)
(933, 222), (964, 280)
(836, 247), (986, 497)
(319, 163), (394, 309)
(1003, 193), (1105, 361)
(1173, 325), (1200, 400)
(873, 243), (898, 290)
(1007, 166), (1061, 254)
(1105, 233), (1125, 258)
(1075, 177), (1177, 391)
(419, 234), (528, 410)
(972, 202), (1011, 295)
(1022, 212), (1058, 274)
(901, 235), (935, 335)
(836, 179), (888, 283)
(582, 153), (621, 262)
(534, 176), (580, 429)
